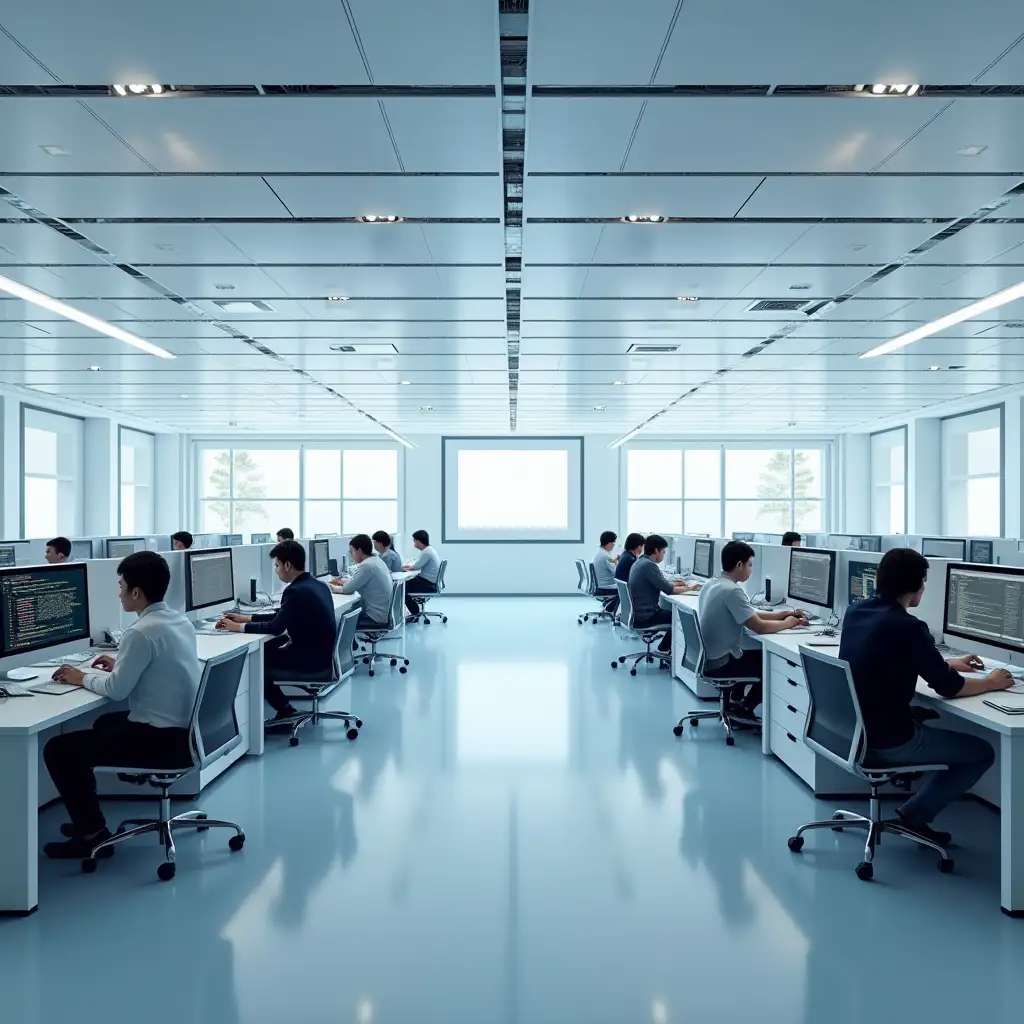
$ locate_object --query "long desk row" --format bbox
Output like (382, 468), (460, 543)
(664, 591), (1024, 915)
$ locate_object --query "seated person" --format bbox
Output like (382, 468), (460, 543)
(616, 533), (645, 583)
(403, 529), (441, 617)
(276, 527), (294, 543)
(332, 533), (394, 630)
(43, 551), (200, 858)
(628, 535), (700, 662)
(840, 547), (1009, 846)
(372, 530), (403, 573)
(218, 540), (336, 730)
(171, 530), (193, 551)
(698, 540), (808, 717)
(45, 536), (71, 563)
(593, 530), (619, 612)
(781, 531), (802, 547)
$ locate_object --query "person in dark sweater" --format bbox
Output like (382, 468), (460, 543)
(218, 540), (336, 729)
(839, 547), (1011, 846)
(627, 534), (700, 658)
(615, 533), (645, 583)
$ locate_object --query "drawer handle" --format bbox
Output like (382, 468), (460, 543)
(786, 704), (797, 714)
(787, 732), (797, 743)
(786, 659), (797, 668)
(787, 678), (798, 686)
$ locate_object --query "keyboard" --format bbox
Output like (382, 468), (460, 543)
(0, 682), (34, 697)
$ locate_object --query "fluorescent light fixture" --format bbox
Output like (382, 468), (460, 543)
(608, 426), (643, 448)
(381, 425), (416, 449)
(860, 278), (1024, 359)
(0, 272), (175, 360)
(957, 145), (987, 157)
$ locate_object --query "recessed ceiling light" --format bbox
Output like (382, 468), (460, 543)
(419, 405), (434, 412)
(929, 365), (940, 371)
(40, 145), (70, 157)
(622, 214), (664, 223)
(957, 145), (988, 157)
(360, 215), (402, 223)
(326, 295), (348, 302)
(613, 380), (626, 386)
(87, 365), (101, 372)
(228, 421), (238, 427)
(213, 283), (235, 291)
(112, 84), (127, 96)
(113, 83), (169, 97)
(400, 380), (411, 385)
(180, 393), (189, 398)
(870, 84), (887, 94)
(154, 243), (177, 252)
(676, 295), (698, 302)
(593, 405), (606, 411)
(788, 283), (812, 291)
(787, 420), (797, 427)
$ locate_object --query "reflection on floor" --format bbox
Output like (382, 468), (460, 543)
(3, 597), (1024, 1023)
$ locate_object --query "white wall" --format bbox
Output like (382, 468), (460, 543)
(404, 434), (619, 595)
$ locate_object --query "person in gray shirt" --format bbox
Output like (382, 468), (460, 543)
(698, 540), (807, 716)
(372, 530), (403, 572)
(628, 535), (701, 659)
(334, 533), (394, 627)
(593, 530), (620, 613)
(403, 529), (441, 617)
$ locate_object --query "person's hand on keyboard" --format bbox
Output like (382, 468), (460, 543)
(90, 654), (116, 672)
(51, 665), (85, 686)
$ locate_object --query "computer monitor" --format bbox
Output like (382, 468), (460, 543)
(852, 535), (882, 553)
(0, 563), (90, 658)
(223, 534), (243, 547)
(315, 533), (335, 539)
(944, 563), (1024, 655)
(787, 547), (836, 610)
(847, 560), (878, 606)
(0, 545), (14, 568)
(309, 538), (330, 579)
(106, 537), (144, 559)
(922, 537), (966, 560)
(184, 548), (236, 612)
(251, 533), (271, 544)
(732, 532), (755, 542)
(692, 538), (714, 579)
(969, 539), (994, 565)
(71, 540), (93, 560)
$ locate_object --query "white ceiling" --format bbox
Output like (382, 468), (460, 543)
(0, 0), (1023, 438)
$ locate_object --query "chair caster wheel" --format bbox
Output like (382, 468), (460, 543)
(629, 668), (637, 676)
(82, 857), (98, 874)
(424, 618), (431, 625)
(157, 862), (176, 882)
(672, 725), (683, 737)
(362, 657), (369, 664)
(855, 861), (874, 881)
(611, 661), (618, 669)
(368, 669), (375, 677)
(938, 857), (955, 874)
(355, 718), (363, 728)
(289, 736), (299, 747)
(689, 718), (699, 727)
(399, 665), (407, 674)
(725, 736), (735, 746)
(228, 834), (245, 852)
(787, 836), (804, 853)
(831, 826), (844, 832)
(442, 617), (448, 623)
(390, 658), (398, 667)
(347, 727), (359, 741)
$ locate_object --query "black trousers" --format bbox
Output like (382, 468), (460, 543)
(595, 587), (619, 615)
(263, 637), (332, 714)
(43, 712), (191, 834)
(405, 576), (437, 615)
(635, 609), (673, 652)
(705, 649), (764, 709)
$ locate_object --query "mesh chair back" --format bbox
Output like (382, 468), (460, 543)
(333, 607), (362, 679)
(798, 648), (863, 771)
(387, 579), (406, 631)
(193, 647), (248, 770)
(676, 605), (706, 677)
(435, 559), (449, 593)
(616, 579), (635, 628)
(574, 559), (587, 592)
(587, 562), (599, 596)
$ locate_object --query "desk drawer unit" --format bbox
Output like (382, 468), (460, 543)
(770, 719), (816, 784)
(769, 652), (804, 686)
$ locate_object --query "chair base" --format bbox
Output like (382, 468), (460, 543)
(268, 693), (362, 746)
(409, 597), (447, 625)
(611, 639), (670, 676)
(787, 787), (954, 881)
(83, 791), (245, 882)
(579, 607), (616, 625)
(673, 685), (761, 746)
(357, 635), (409, 677)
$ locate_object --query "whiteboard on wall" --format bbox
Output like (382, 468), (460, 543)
(442, 436), (584, 543)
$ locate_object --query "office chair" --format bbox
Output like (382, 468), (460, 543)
(407, 559), (448, 624)
(786, 647), (953, 881)
(357, 581), (410, 677)
(574, 559), (589, 623)
(579, 562), (617, 625)
(610, 580), (671, 675)
(671, 605), (761, 746)
(82, 648), (248, 882)
(268, 607), (363, 747)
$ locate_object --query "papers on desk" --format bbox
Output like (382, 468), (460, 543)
(983, 698), (1024, 715)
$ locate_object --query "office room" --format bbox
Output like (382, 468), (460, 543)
(3, 0), (1024, 1021)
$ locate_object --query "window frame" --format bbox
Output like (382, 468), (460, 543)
(940, 404), (1005, 536)
(869, 425), (908, 534)
(20, 404), (86, 538)
(118, 425), (157, 535)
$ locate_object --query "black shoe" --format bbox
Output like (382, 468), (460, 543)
(890, 811), (952, 847)
(265, 708), (299, 732)
(44, 828), (114, 860)
(659, 660), (671, 671)
(59, 822), (83, 838)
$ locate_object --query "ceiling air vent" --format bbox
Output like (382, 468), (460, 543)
(746, 299), (808, 312)
(329, 343), (399, 354)
(213, 299), (275, 313)
(628, 343), (680, 354)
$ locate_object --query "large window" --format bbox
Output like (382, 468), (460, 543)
(119, 428), (155, 534)
(870, 428), (906, 534)
(21, 406), (84, 538)
(195, 443), (399, 538)
(942, 406), (1003, 536)
(626, 444), (828, 537)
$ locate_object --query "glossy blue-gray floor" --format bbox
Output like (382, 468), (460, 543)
(4, 597), (1024, 1023)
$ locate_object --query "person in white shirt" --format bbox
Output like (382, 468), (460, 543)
(43, 551), (201, 859)
(403, 529), (441, 617)
(332, 533), (394, 627)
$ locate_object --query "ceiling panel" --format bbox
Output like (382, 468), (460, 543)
(589, 222), (809, 264)
(919, 222), (1024, 264)
(215, 223), (433, 263)
(528, 99), (645, 171)
(0, 222), (109, 264)
(384, 99), (499, 172)
(72, 223), (251, 265)
(776, 222), (939, 265)
(0, 263), (168, 300)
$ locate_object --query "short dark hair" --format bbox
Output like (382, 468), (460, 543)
(171, 530), (193, 549)
(412, 529), (429, 546)
(624, 532), (645, 551)
(276, 527), (294, 541)
(643, 534), (668, 557)
(781, 531), (801, 546)
(876, 548), (928, 601)
(349, 534), (373, 557)
(721, 540), (755, 572)
(118, 551), (170, 602)
(47, 536), (71, 557)
(371, 530), (392, 548)
(270, 539), (305, 570)
(599, 530), (617, 547)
